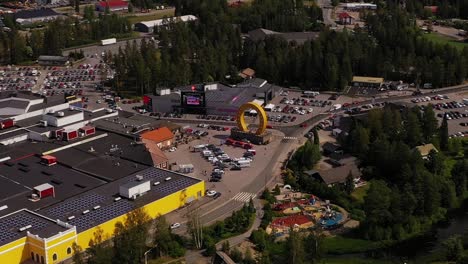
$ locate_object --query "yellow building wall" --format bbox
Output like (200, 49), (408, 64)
(0, 238), (29, 264)
(45, 231), (77, 263)
(0, 180), (205, 264)
(75, 181), (204, 250)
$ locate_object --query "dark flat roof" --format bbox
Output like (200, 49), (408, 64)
(0, 99), (29, 110)
(0, 155), (105, 216)
(0, 129), (29, 141)
(39, 167), (202, 232)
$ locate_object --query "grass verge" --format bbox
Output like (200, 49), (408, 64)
(424, 32), (468, 50)
(126, 9), (175, 24)
(324, 236), (385, 254)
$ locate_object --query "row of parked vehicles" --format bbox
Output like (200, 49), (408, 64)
(268, 114), (297, 123)
(196, 115), (236, 121)
(438, 111), (468, 120)
(434, 101), (466, 110)
(280, 97), (331, 108)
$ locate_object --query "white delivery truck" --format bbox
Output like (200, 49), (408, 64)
(236, 160), (251, 168)
(101, 38), (117, 46)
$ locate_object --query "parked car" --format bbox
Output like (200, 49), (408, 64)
(213, 192), (222, 199)
(170, 223), (181, 229)
(206, 190), (217, 197)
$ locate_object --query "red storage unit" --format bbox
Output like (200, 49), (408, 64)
(80, 126), (96, 136)
(33, 183), (55, 199)
(41, 155), (57, 166)
(63, 130), (78, 141)
(0, 119), (14, 130)
(53, 129), (65, 139)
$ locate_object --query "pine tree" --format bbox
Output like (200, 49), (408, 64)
(439, 115), (449, 151)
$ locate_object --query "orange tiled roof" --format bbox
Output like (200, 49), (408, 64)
(141, 127), (174, 143)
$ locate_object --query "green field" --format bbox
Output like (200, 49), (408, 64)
(126, 9), (175, 24)
(324, 236), (385, 254)
(351, 183), (370, 203)
(424, 32), (468, 50)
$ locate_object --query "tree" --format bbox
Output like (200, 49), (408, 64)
(187, 206), (203, 249)
(313, 128), (319, 145)
(128, 2), (134, 13)
(153, 215), (173, 257)
(71, 242), (85, 264)
(221, 240), (230, 252)
(273, 185), (281, 195)
(442, 235), (463, 261)
(244, 248), (256, 264)
(286, 229), (305, 264)
(75, 0), (80, 13)
(439, 115), (449, 151)
(87, 226), (113, 264)
(405, 111), (422, 147)
(422, 105), (438, 142)
(344, 170), (354, 194)
(304, 230), (325, 262)
(112, 208), (151, 264)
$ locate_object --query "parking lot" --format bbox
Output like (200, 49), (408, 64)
(0, 57), (105, 101)
(404, 91), (468, 138)
(165, 126), (284, 201)
(0, 67), (43, 92)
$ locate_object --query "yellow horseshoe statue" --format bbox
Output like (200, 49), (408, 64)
(236, 102), (268, 135)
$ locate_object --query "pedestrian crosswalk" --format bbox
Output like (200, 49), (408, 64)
(283, 136), (298, 140)
(231, 192), (256, 203)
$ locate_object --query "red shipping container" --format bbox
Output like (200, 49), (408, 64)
(34, 183), (55, 199)
(0, 119), (14, 130)
(64, 130), (78, 141)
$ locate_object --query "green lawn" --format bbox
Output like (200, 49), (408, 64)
(351, 183), (370, 203)
(126, 9), (175, 24)
(424, 32), (468, 50)
(324, 236), (385, 254)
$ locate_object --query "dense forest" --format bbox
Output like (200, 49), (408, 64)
(285, 105), (468, 241)
(0, 13), (131, 64)
(111, 0), (468, 94)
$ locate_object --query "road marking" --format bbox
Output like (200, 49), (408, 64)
(282, 136), (297, 140)
(231, 192), (256, 203)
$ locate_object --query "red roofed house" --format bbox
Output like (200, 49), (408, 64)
(338, 12), (354, 25)
(96, 0), (128, 12)
(141, 127), (174, 150)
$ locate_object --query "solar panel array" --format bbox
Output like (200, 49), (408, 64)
(0, 211), (50, 243)
(46, 193), (107, 219)
(68, 200), (133, 232)
(154, 178), (195, 195)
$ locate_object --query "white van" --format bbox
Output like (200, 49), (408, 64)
(236, 160), (251, 168)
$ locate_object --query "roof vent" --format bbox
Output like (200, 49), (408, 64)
(153, 181), (160, 186)
(136, 175), (144, 181)
(56, 111), (65, 117)
(93, 205), (101, 210)
(165, 177), (171, 181)
(67, 216), (75, 220)
(114, 197), (121, 202)
(19, 225), (32, 232)
(82, 210), (90, 215)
